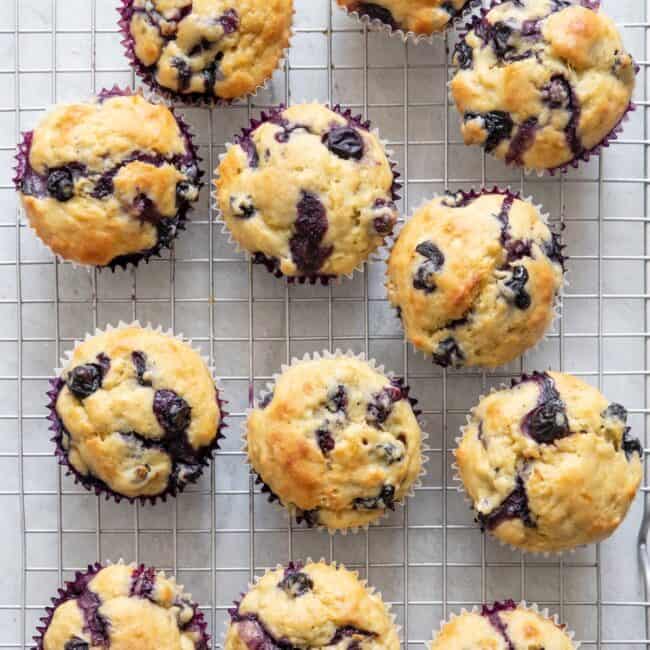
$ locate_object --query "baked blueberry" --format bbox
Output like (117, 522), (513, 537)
(354, 484), (396, 510)
(50, 326), (224, 502)
(278, 570), (314, 598)
(464, 111), (514, 153)
(216, 104), (399, 282)
(47, 168), (74, 202)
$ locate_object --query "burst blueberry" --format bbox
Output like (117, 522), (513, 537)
(47, 168), (74, 202)
(355, 2), (397, 28)
(289, 191), (333, 275)
(277, 571), (314, 598)
(432, 337), (464, 368)
(323, 126), (364, 160)
(464, 111), (514, 153)
(154, 389), (191, 433)
(66, 363), (104, 399)
(64, 639), (89, 650)
(478, 476), (535, 531)
(353, 484), (395, 510)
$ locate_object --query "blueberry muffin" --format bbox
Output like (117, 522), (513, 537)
(386, 190), (564, 369)
(215, 103), (400, 282)
(37, 563), (208, 650)
(450, 0), (636, 172)
(14, 90), (201, 268)
(246, 355), (423, 531)
(336, 1), (475, 36)
(48, 325), (224, 502)
(430, 600), (574, 649)
(456, 371), (643, 553)
(226, 561), (399, 650)
(119, 0), (293, 103)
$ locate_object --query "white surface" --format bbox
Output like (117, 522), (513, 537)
(0, 0), (648, 648)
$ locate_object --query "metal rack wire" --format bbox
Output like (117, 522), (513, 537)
(1, 0), (649, 648)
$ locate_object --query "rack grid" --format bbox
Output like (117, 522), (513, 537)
(1, 0), (649, 648)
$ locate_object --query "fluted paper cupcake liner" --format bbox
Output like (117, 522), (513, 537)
(224, 560), (400, 648)
(13, 86), (204, 272)
(242, 349), (429, 534)
(451, 1), (636, 176)
(428, 600), (579, 649)
(46, 321), (228, 506)
(117, 0), (294, 107)
(385, 187), (567, 371)
(32, 560), (210, 650)
(212, 102), (402, 285)
(337, 0), (481, 45)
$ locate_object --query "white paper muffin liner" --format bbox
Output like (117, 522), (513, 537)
(242, 349), (430, 535)
(117, 0), (295, 107)
(223, 559), (400, 649)
(383, 187), (567, 372)
(47, 320), (228, 505)
(13, 86), (203, 272)
(428, 600), (579, 649)
(33, 559), (210, 650)
(211, 102), (402, 286)
(336, 0), (481, 45)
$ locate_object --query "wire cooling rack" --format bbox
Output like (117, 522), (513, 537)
(1, 0), (649, 648)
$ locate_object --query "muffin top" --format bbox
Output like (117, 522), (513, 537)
(41, 563), (207, 650)
(246, 356), (422, 531)
(450, 0), (636, 171)
(215, 103), (399, 280)
(430, 601), (574, 649)
(226, 562), (400, 650)
(336, 0), (473, 35)
(52, 325), (221, 500)
(123, 0), (293, 102)
(15, 91), (201, 267)
(386, 191), (564, 369)
(456, 371), (643, 553)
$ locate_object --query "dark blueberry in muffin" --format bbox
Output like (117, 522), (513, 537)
(278, 571), (314, 598)
(505, 265), (532, 310)
(130, 565), (156, 598)
(316, 424), (336, 455)
(505, 117), (539, 166)
(47, 168), (74, 202)
(323, 126), (364, 161)
(355, 2), (397, 29)
(296, 508), (320, 527)
(524, 398), (570, 445)
(289, 191), (333, 275)
(154, 390), (191, 433)
(367, 386), (401, 425)
(219, 8), (240, 34)
(231, 194), (256, 219)
(544, 232), (566, 269)
(375, 442), (403, 465)
(132, 351), (151, 386)
(326, 384), (348, 413)
(416, 241), (445, 268)
(67, 363), (104, 399)
(542, 75), (572, 109)
(259, 391), (274, 409)
(603, 402), (628, 423)
(622, 431), (643, 461)
(454, 40), (474, 70)
(432, 337), (464, 368)
(413, 241), (445, 293)
(354, 484), (395, 511)
(491, 22), (514, 59)
(478, 476), (535, 531)
(171, 56), (192, 91)
(176, 181), (195, 204)
(464, 111), (514, 153)
(64, 639), (89, 650)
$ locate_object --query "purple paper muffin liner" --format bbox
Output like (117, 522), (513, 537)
(46, 327), (228, 506)
(453, 1), (636, 176)
(117, 0), (292, 107)
(13, 86), (204, 271)
(245, 350), (425, 533)
(338, 0), (481, 44)
(217, 104), (402, 286)
(33, 562), (210, 650)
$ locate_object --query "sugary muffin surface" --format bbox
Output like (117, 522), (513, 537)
(216, 103), (398, 280)
(450, 0), (636, 171)
(245, 356), (422, 530)
(226, 561), (400, 650)
(456, 371), (643, 553)
(124, 0), (293, 101)
(386, 191), (564, 369)
(430, 601), (574, 649)
(336, 0), (473, 35)
(41, 563), (207, 650)
(52, 326), (221, 500)
(16, 92), (200, 267)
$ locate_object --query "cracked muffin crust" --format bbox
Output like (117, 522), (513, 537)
(430, 600), (574, 649)
(38, 563), (208, 650)
(336, 0), (474, 36)
(215, 103), (399, 282)
(226, 561), (400, 650)
(386, 190), (564, 369)
(14, 90), (201, 268)
(245, 356), (423, 531)
(120, 0), (293, 103)
(450, 0), (636, 172)
(456, 371), (643, 553)
(49, 325), (223, 502)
